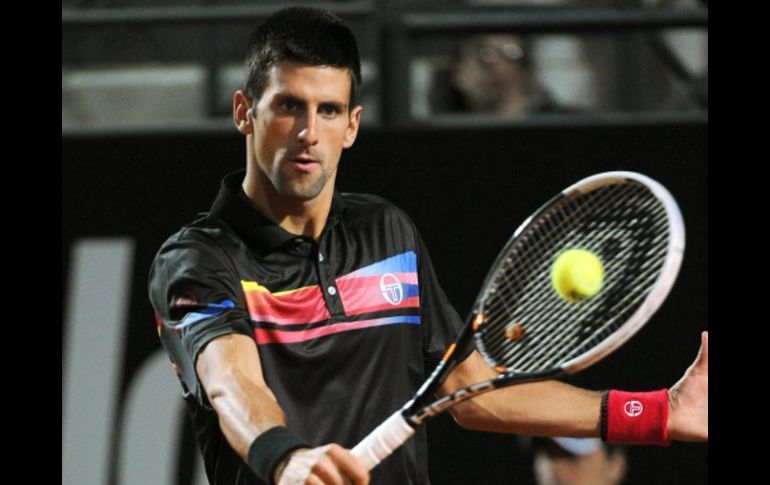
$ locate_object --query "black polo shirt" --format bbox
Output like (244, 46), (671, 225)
(148, 170), (466, 484)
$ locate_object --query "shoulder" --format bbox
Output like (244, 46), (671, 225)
(148, 215), (246, 308)
(340, 192), (416, 228)
(150, 215), (241, 276)
(338, 193), (425, 254)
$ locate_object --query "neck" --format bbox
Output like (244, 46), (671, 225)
(242, 167), (334, 241)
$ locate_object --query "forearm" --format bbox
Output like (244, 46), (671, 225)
(196, 334), (294, 462)
(454, 330), (710, 442)
(450, 379), (601, 437)
(443, 351), (601, 437)
(194, 335), (370, 484)
(207, 365), (289, 460)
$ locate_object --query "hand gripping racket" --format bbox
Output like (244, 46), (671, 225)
(351, 171), (685, 470)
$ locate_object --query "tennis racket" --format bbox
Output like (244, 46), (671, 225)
(351, 171), (685, 470)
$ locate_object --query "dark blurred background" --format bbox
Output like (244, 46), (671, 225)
(62, 1), (707, 484)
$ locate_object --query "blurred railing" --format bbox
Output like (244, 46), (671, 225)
(61, 2), (708, 136)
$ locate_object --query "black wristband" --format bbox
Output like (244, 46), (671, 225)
(247, 426), (310, 484)
(599, 390), (610, 441)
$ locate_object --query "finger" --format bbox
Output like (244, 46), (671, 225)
(694, 331), (708, 372)
(310, 455), (346, 485)
(278, 446), (331, 485)
(326, 445), (370, 485)
(306, 475), (325, 485)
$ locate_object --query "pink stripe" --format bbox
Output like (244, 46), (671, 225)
(254, 317), (410, 344)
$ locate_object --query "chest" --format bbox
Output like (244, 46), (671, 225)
(234, 223), (422, 347)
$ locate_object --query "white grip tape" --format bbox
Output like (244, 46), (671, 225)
(351, 411), (415, 470)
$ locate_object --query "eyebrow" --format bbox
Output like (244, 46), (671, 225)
(277, 94), (348, 112)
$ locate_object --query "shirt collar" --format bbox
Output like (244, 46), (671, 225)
(209, 169), (347, 254)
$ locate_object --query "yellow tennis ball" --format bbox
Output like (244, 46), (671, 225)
(550, 249), (604, 302)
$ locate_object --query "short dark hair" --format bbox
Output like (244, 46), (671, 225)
(244, 7), (362, 106)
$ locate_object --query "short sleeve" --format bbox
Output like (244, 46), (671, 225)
(148, 227), (253, 406)
(413, 225), (474, 370)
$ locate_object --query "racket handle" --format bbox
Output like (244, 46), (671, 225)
(351, 410), (415, 470)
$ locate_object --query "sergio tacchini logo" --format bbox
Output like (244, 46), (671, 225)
(380, 273), (403, 305)
(624, 400), (644, 417)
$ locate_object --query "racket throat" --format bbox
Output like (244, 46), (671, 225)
(410, 380), (497, 425)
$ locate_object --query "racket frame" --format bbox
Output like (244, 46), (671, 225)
(351, 171), (685, 467)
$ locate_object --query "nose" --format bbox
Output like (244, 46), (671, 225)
(297, 111), (319, 147)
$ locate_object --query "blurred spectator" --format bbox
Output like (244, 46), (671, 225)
(531, 437), (627, 485)
(445, 34), (576, 116)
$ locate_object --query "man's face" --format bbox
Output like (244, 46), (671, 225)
(250, 61), (361, 201)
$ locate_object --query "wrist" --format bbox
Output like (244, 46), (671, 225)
(247, 426), (310, 484)
(601, 389), (669, 446)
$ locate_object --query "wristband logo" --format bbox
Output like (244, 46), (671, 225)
(623, 400), (644, 417)
(380, 273), (404, 305)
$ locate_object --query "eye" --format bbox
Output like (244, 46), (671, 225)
(319, 104), (341, 118)
(279, 99), (300, 113)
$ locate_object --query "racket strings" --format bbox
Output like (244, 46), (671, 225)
(491, 189), (667, 368)
(475, 181), (671, 372)
(489, 186), (668, 367)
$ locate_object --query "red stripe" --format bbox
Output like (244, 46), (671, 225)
(254, 317), (412, 344)
(336, 275), (419, 316)
(243, 286), (330, 325)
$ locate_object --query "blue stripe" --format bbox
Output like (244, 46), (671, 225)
(176, 299), (235, 329)
(348, 251), (417, 278)
(374, 315), (421, 325)
(402, 283), (419, 299)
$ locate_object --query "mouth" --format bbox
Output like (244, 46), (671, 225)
(291, 154), (319, 165)
(286, 153), (321, 173)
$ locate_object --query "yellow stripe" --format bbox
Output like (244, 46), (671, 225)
(241, 280), (315, 296)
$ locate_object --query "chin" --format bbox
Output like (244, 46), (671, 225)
(279, 183), (326, 201)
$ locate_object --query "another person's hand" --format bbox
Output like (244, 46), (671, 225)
(667, 331), (708, 442)
(276, 444), (370, 485)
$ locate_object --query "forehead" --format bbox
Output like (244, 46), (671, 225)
(260, 61), (352, 103)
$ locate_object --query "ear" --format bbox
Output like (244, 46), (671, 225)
(233, 90), (253, 135)
(342, 105), (364, 149)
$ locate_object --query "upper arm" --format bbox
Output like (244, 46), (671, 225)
(196, 333), (277, 404)
(148, 229), (253, 406)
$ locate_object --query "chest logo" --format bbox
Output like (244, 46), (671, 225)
(380, 273), (404, 305)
